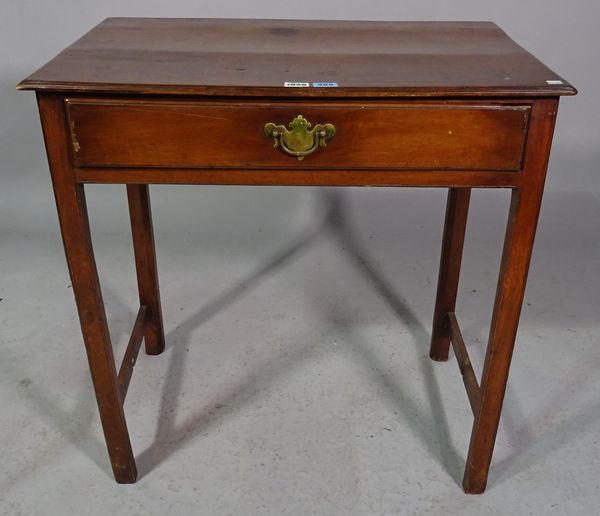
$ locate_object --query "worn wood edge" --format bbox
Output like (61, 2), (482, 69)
(16, 80), (577, 97)
(448, 312), (482, 416)
(117, 305), (147, 403)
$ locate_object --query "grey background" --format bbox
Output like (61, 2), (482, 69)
(2, 2), (599, 515)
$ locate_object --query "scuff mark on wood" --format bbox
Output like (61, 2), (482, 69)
(70, 120), (81, 152)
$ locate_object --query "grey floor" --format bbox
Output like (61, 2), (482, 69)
(1, 186), (599, 515)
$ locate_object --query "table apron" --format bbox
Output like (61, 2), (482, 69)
(74, 167), (523, 187)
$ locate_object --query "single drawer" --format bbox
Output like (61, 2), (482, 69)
(66, 99), (530, 171)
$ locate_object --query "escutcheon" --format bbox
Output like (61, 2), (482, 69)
(264, 115), (336, 161)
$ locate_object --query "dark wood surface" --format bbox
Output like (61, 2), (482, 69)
(66, 98), (530, 171)
(18, 18), (576, 98)
(21, 18), (576, 494)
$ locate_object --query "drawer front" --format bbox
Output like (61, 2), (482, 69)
(66, 99), (530, 171)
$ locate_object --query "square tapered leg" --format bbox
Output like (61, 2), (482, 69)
(462, 99), (559, 493)
(127, 184), (165, 356)
(430, 187), (471, 361)
(39, 94), (137, 483)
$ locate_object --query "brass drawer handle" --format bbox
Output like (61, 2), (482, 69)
(264, 115), (336, 161)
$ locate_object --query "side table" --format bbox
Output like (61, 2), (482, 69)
(18, 18), (576, 493)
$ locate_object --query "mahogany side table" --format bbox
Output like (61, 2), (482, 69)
(18, 18), (576, 493)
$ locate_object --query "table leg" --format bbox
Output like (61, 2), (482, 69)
(127, 184), (165, 355)
(430, 188), (471, 361)
(462, 188), (539, 492)
(38, 94), (137, 483)
(462, 99), (559, 493)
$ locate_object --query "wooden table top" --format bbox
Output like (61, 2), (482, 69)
(18, 18), (576, 98)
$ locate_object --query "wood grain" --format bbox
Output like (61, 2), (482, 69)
(66, 99), (530, 171)
(17, 18), (576, 98)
